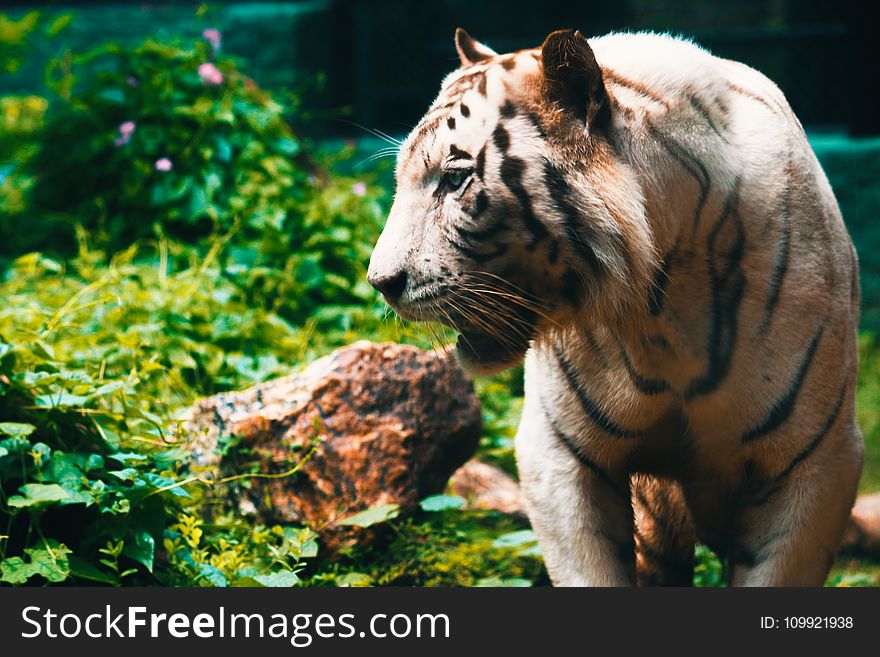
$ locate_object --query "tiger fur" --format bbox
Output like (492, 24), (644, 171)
(367, 28), (864, 586)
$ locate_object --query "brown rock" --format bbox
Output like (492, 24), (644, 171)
(185, 341), (482, 551)
(839, 493), (880, 558)
(449, 459), (525, 516)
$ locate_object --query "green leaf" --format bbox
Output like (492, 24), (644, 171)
(1, 540), (71, 584)
(492, 530), (539, 549)
(108, 468), (139, 482)
(141, 472), (191, 497)
(122, 529), (155, 572)
(107, 452), (148, 464)
(251, 571), (300, 587)
(335, 572), (372, 587)
(475, 577), (532, 587)
(34, 391), (89, 408)
(7, 483), (72, 508)
(199, 563), (228, 587)
(0, 422), (36, 439)
(0, 447), (7, 458)
(419, 494), (466, 512)
(0, 557), (33, 584)
(337, 503), (400, 528)
(68, 555), (117, 585)
(26, 541), (72, 583)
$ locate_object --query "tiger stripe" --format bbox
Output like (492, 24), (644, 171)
(746, 377), (849, 506)
(543, 160), (604, 277)
(555, 349), (642, 438)
(758, 151), (793, 337)
(741, 323), (825, 443)
(542, 404), (627, 499)
(685, 180), (745, 399)
(645, 118), (711, 236)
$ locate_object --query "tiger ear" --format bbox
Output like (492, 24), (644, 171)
(540, 29), (609, 126)
(455, 28), (497, 67)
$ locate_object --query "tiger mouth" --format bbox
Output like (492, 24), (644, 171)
(455, 329), (531, 367)
(391, 282), (541, 373)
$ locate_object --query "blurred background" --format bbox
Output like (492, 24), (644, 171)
(2, 0), (876, 137)
(0, 1), (878, 588)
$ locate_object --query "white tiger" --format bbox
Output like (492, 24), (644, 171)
(367, 28), (863, 586)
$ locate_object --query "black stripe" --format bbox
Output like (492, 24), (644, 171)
(446, 117), (456, 130)
(741, 324), (825, 443)
(542, 405), (627, 500)
(617, 341), (671, 395)
(746, 379), (849, 507)
(561, 269), (584, 307)
(492, 124), (510, 152)
(449, 144), (471, 160)
(685, 182), (745, 399)
(500, 157), (549, 248)
(686, 93), (725, 139)
(645, 118), (710, 235)
(603, 69), (669, 107)
(500, 99), (516, 118)
(473, 190), (489, 217)
(460, 103), (470, 117)
(459, 242), (509, 263)
(758, 154), (793, 337)
(584, 329), (610, 369)
(456, 217), (504, 242)
(555, 349), (641, 438)
(474, 145), (486, 180)
(543, 160), (604, 276)
(633, 489), (664, 527)
(523, 111), (548, 139)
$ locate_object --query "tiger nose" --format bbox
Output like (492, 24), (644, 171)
(368, 269), (408, 300)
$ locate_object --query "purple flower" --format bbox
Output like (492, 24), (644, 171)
(352, 181), (367, 197)
(198, 62), (224, 86)
(126, 75), (139, 87)
(155, 158), (173, 172)
(114, 120), (136, 146)
(202, 28), (222, 53)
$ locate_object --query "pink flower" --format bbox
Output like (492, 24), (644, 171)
(154, 158), (173, 172)
(114, 120), (136, 147)
(352, 181), (367, 197)
(198, 62), (224, 86)
(202, 28), (222, 52)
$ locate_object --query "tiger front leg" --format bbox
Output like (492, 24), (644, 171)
(515, 403), (635, 586)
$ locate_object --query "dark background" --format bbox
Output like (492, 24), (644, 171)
(1, 0), (877, 138)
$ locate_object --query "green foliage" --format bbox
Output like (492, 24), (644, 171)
(162, 513), (317, 587)
(0, 13), (392, 587)
(693, 545), (725, 587)
(856, 333), (880, 492)
(323, 503), (546, 587)
(337, 504), (400, 528)
(20, 34), (307, 249)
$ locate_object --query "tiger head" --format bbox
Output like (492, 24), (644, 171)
(368, 28), (656, 375)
